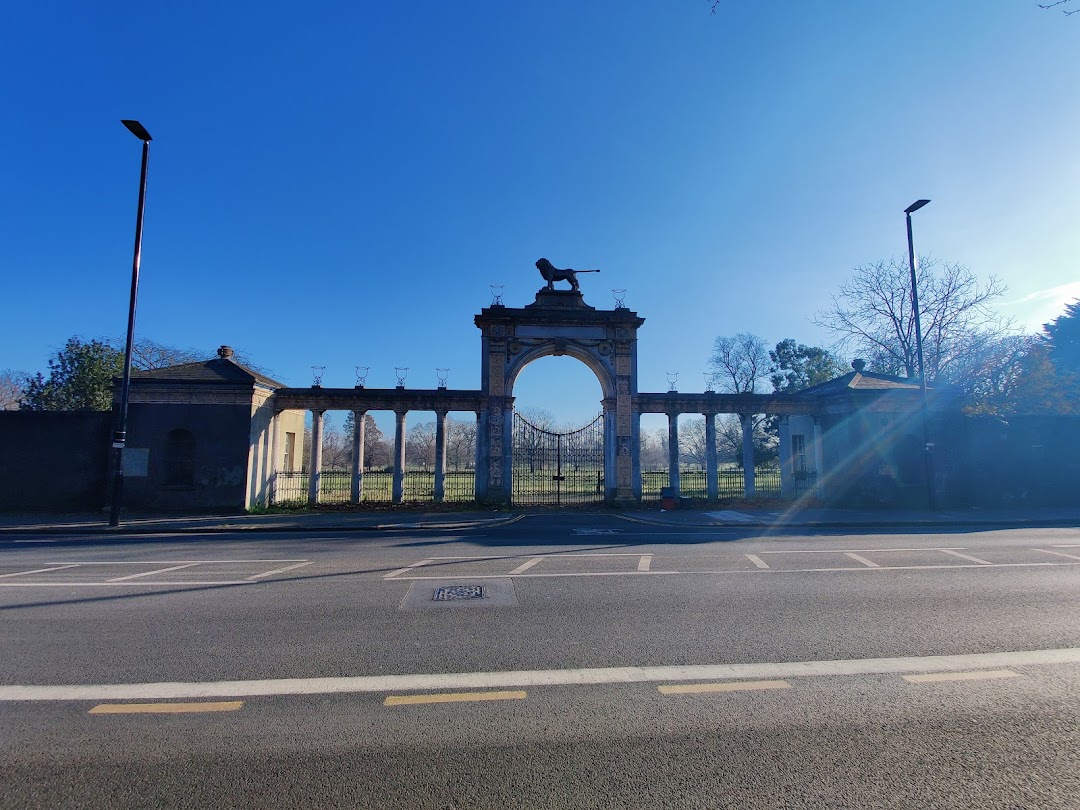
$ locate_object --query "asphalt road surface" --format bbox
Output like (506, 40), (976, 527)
(2, 513), (1079, 809)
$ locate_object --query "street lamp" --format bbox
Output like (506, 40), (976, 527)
(905, 198), (936, 511)
(108, 120), (152, 527)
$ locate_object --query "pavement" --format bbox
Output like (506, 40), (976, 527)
(1, 502), (1079, 535)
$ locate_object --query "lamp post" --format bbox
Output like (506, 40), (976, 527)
(905, 198), (936, 511)
(108, 120), (152, 527)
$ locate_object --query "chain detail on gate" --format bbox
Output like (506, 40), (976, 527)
(512, 412), (605, 505)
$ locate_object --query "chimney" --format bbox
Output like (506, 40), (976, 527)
(217, 345), (234, 360)
(851, 358), (866, 372)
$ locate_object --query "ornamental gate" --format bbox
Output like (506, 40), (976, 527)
(512, 412), (605, 505)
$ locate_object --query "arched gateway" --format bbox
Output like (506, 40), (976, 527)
(475, 288), (644, 504)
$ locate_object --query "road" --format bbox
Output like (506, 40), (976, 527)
(1, 513), (1078, 808)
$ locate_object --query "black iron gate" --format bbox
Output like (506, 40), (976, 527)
(512, 412), (605, 505)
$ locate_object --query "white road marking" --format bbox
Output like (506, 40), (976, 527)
(637, 554), (652, 572)
(745, 554), (770, 570)
(0, 565), (81, 579)
(4, 648), (1075, 702)
(107, 563), (203, 582)
(0, 581), (252, 587)
(1052, 544), (1080, 548)
(383, 560), (1079, 580)
(1033, 548), (1080, 561)
(843, 552), (880, 568)
(757, 547), (970, 555)
(384, 559), (435, 579)
(937, 549), (993, 565)
(247, 561), (313, 580)
(902, 670), (1019, 684)
(32, 559), (309, 565)
(508, 557), (545, 575)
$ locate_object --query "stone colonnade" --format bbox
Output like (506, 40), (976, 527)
(638, 392), (827, 500)
(269, 388), (486, 506)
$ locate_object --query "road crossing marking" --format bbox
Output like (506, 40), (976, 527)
(937, 549), (993, 565)
(745, 554), (770, 569)
(107, 563), (204, 582)
(384, 559), (435, 578)
(508, 557), (545, 575)
(89, 701), (244, 714)
(902, 670), (1019, 684)
(384, 690), (526, 706)
(658, 680), (790, 695)
(247, 561), (314, 580)
(1033, 548), (1080, 561)
(0, 565), (81, 579)
(843, 552), (881, 568)
(637, 554), (652, 572)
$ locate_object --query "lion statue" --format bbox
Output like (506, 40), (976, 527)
(535, 258), (600, 292)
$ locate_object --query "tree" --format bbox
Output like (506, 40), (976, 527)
(125, 339), (207, 371)
(342, 411), (392, 470)
(446, 417), (477, 470)
(0, 370), (28, 410)
(769, 339), (847, 393)
(813, 258), (1013, 385)
(20, 338), (124, 411)
(709, 333), (770, 393)
(1042, 299), (1080, 376)
(406, 421), (437, 469)
(1039, 0), (1079, 16)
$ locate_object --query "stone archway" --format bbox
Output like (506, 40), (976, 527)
(474, 288), (645, 504)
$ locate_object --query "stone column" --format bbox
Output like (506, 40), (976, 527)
(812, 416), (825, 499)
(269, 411), (282, 505)
(434, 410), (448, 503)
(704, 413), (718, 501)
(350, 409), (366, 505)
(779, 415), (793, 499)
(473, 411), (482, 498)
(308, 409), (324, 506)
(740, 413), (756, 498)
(667, 412), (680, 496)
(392, 410), (407, 504)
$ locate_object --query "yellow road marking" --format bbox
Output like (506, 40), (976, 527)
(902, 670), (1019, 684)
(658, 680), (791, 695)
(89, 701), (243, 714)
(384, 690), (526, 706)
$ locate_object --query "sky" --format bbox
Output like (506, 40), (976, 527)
(2, 1), (1078, 435)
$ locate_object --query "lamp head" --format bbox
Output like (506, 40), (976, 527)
(905, 199), (931, 214)
(121, 120), (152, 141)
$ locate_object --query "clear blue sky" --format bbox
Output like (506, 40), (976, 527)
(2, 1), (1078, 432)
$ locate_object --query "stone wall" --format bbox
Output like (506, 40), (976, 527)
(0, 412), (111, 511)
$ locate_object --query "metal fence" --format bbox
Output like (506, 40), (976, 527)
(270, 469), (476, 505)
(640, 467), (784, 499)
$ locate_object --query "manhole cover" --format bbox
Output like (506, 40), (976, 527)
(432, 585), (486, 601)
